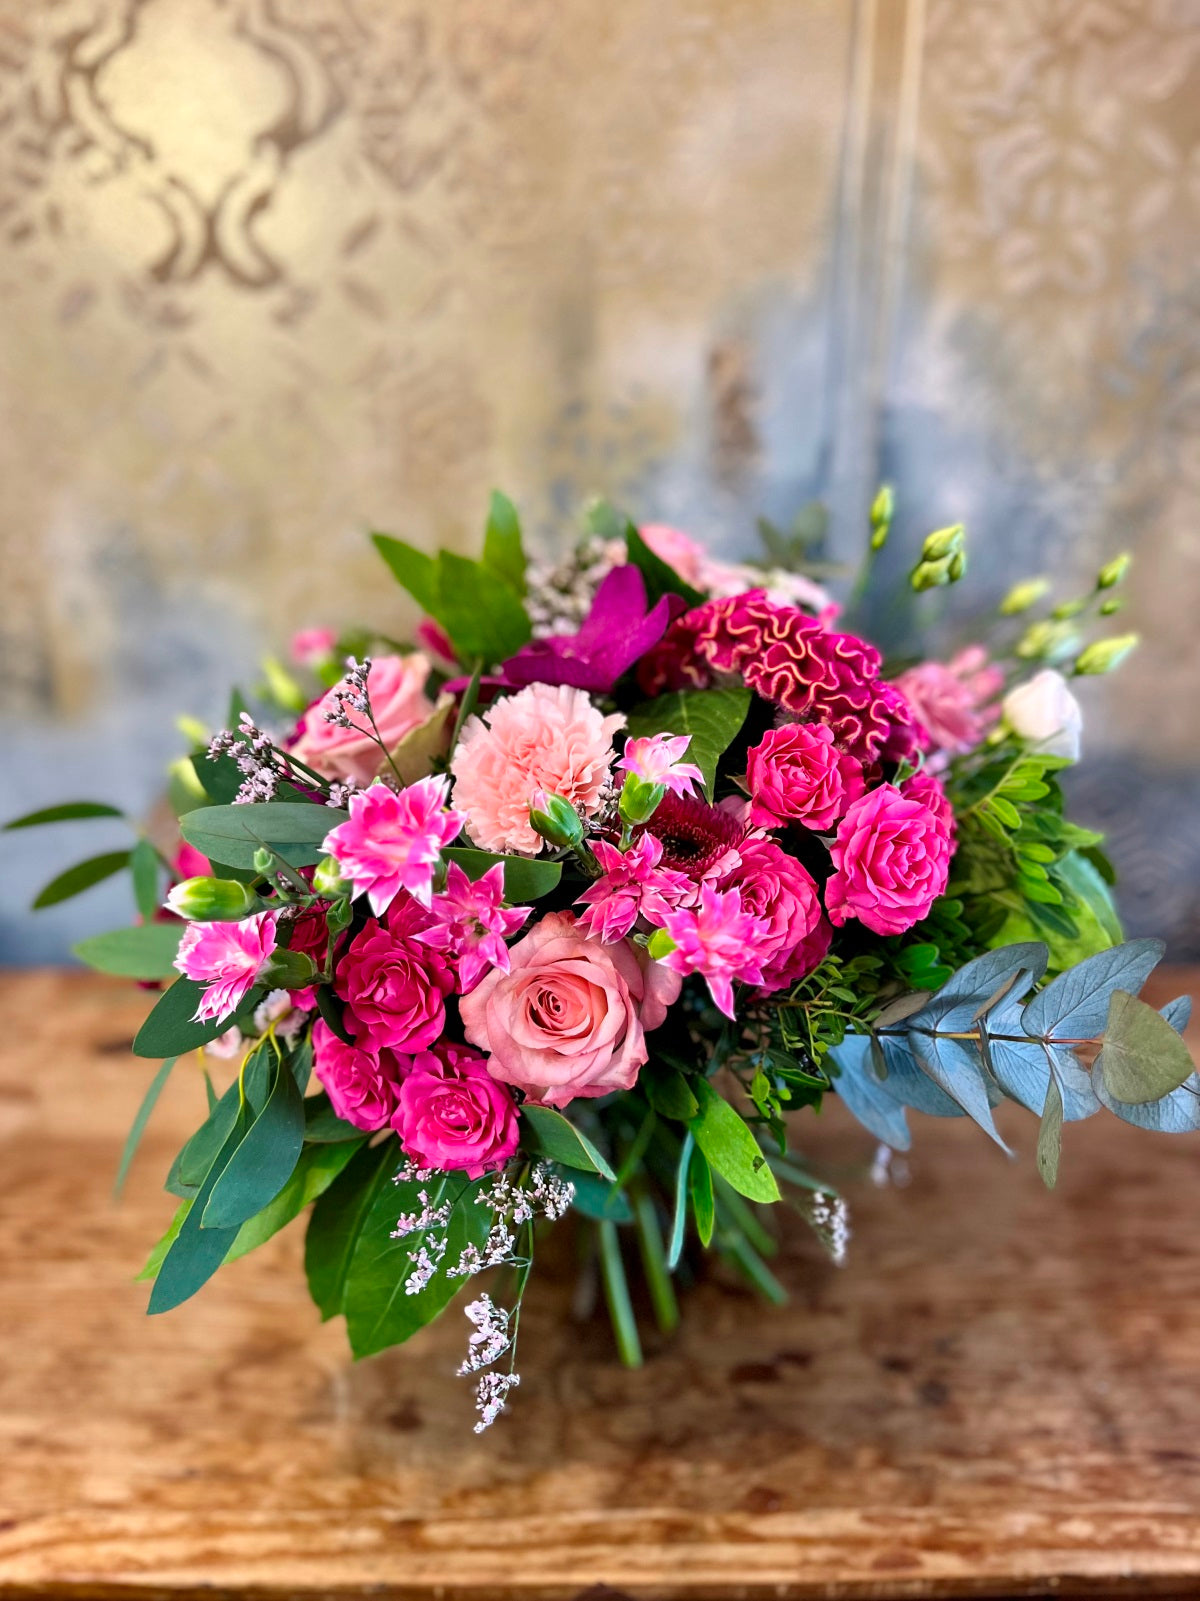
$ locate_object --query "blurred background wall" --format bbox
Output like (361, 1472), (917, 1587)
(1, 0), (1198, 961)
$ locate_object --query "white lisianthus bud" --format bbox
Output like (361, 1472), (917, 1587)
(1002, 669), (1083, 763)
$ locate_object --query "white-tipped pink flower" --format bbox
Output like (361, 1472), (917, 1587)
(617, 733), (704, 798)
(175, 911), (280, 1023)
(653, 882), (769, 1019)
(323, 776), (465, 916)
(416, 862), (531, 992)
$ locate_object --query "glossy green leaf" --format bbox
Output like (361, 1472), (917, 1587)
(520, 1104), (617, 1180)
(442, 846), (561, 902)
(131, 838), (160, 921)
(228, 1139), (366, 1261)
(202, 1058), (305, 1229)
(114, 1057), (177, 1197)
(437, 550), (532, 667)
(177, 1052), (270, 1188)
(133, 977), (261, 1059)
(137, 1200), (189, 1282)
(667, 1131), (694, 1270)
(32, 850), (131, 909)
(567, 1171), (634, 1222)
(642, 1061), (700, 1121)
(5, 800), (124, 829)
(688, 1145), (715, 1245)
(74, 923), (182, 980)
(371, 533), (440, 613)
(687, 1078), (780, 1203)
(623, 522), (705, 611)
(147, 1112), (246, 1312)
(1098, 989), (1196, 1105)
(303, 1091), (371, 1143)
(483, 490), (526, 596)
(626, 687), (751, 800)
(180, 802), (347, 871)
(304, 1141), (394, 1320)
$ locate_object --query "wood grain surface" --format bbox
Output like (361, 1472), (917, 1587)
(2, 968), (1200, 1601)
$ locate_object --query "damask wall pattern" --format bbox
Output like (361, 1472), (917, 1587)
(1, 0), (1198, 958)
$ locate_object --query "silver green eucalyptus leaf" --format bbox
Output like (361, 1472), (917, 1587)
(1022, 938), (1164, 1043)
(827, 1036), (912, 1150)
(1096, 989), (1195, 1105)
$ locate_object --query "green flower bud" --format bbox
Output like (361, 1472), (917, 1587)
(1097, 553), (1131, 590)
(1015, 619), (1080, 664)
(165, 876), (257, 922)
(528, 790), (584, 850)
(869, 483), (894, 551)
(313, 854), (350, 897)
(947, 549), (967, 582)
(262, 949), (318, 989)
(910, 559), (950, 593)
(999, 577), (1050, 616)
(1074, 633), (1139, 675)
(921, 522), (965, 561)
(646, 928), (678, 960)
(1051, 598), (1086, 620)
(252, 847), (274, 874)
(1099, 597), (1123, 616)
(618, 773), (668, 828)
(260, 654), (307, 715)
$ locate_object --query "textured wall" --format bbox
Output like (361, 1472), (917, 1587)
(0, 0), (1197, 959)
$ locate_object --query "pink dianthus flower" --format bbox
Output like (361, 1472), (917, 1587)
(323, 775), (464, 916)
(576, 833), (697, 943)
(175, 910), (279, 1023)
(655, 882), (769, 1019)
(416, 861), (531, 992)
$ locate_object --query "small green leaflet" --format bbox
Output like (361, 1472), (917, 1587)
(228, 1139), (366, 1262)
(32, 850), (131, 909)
(687, 1078), (780, 1203)
(74, 923), (182, 980)
(5, 800), (124, 829)
(442, 846), (562, 902)
(688, 1146), (715, 1246)
(626, 687), (751, 800)
(201, 1059), (305, 1229)
(520, 1103), (617, 1181)
(180, 802), (348, 871)
(1098, 989), (1196, 1105)
(114, 1057), (177, 1196)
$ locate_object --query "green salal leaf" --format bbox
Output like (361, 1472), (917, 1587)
(180, 802), (347, 871)
(1097, 989), (1196, 1105)
(441, 846), (561, 902)
(625, 686), (752, 800)
(74, 923), (182, 980)
(342, 1163), (492, 1359)
(1023, 938), (1165, 1043)
(520, 1103), (617, 1180)
(641, 1060), (700, 1121)
(687, 1078), (780, 1204)
(304, 1141), (394, 1319)
(32, 850), (131, 909)
(228, 1139), (367, 1262)
(482, 490), (526, 597)
(827, 1035), (912, 1151)
(201, 1057), (305, 1230)
(133, 977), (263, 1059)
(5, 800), (124, 830)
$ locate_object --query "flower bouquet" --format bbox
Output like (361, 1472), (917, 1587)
(14, 493), (1195, 1433)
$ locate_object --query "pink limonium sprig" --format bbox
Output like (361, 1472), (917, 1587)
(617, 733), (704, 797)
(416, 861), (532, 992)
(175, 910), (280, 1023)
(576, 834), (696, 944)
(323, 775), (465, 916)
(650, 882), (769, 1019)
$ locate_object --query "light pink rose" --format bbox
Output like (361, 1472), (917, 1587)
(460, 911), (680, 1108)
(290, 628), (337, 668)
(391, 1043), (519, 1178)
(292, 654), (434, 786)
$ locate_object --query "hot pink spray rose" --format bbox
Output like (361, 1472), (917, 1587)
(460, 911), (680, 1108)
(745, 723), (866, 832)
(450, 682), (623, 855)
(291, 653), (434, 785)
(175, 910), (279, 1022)
(312, 1019), (409, 1131)
(825, 785), (953, 937)
(892, 648), (1002, 761)
(720, 836), (831, 993)
(391, 1043), (519, 1178)
(336, 895), (454, 1055)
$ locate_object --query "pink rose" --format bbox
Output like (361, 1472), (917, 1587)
(292, 654), (434, 786)
(460, 911), (681, 1108)
(391, 1043), (519, 1178)
(336, 895), (454, 1054)
(745, 723), (865, 831)
(892, 648), (1002, 760)
(720, 836), (831, 993)
(313, 1019), (409, 1131)
(901, 769), (956, 837)
(825, 785), (953, 937)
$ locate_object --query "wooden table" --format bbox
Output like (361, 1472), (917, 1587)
(2, 970), (1200, 1601)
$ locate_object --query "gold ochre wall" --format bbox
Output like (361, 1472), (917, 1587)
(1, 0), (1198, 957)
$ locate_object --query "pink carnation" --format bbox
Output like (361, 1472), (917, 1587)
(336, 895), (454, 1054)
(745, 723), (865, 831)
(416, 862), (531, 992)
(391, 1043), (519, 1178)
(312, 1019), (408, 1131)
(825, 785), (953, 937)
(175, 911), (279, 1023)
(576, 833), (696, 943)
(892, 647), (1002, 761)
(323, 775), (464, 915)
(450, 682), (623, 855)
(292, 653), (434, 785)
(460, 912), (680, 1108)
(655, 883), (769, 1019)
(720, 837), (831, 993)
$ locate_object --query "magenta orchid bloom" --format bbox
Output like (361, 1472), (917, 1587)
(501, 564), (680, 693)
(617, 733), (704, 798)
(323, 776), (464, 916)
(416, 861), (532, 992)
(175, 910), (279, 1023)
(575, 834), (696, 943)
(653, 882), (769, 1018)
